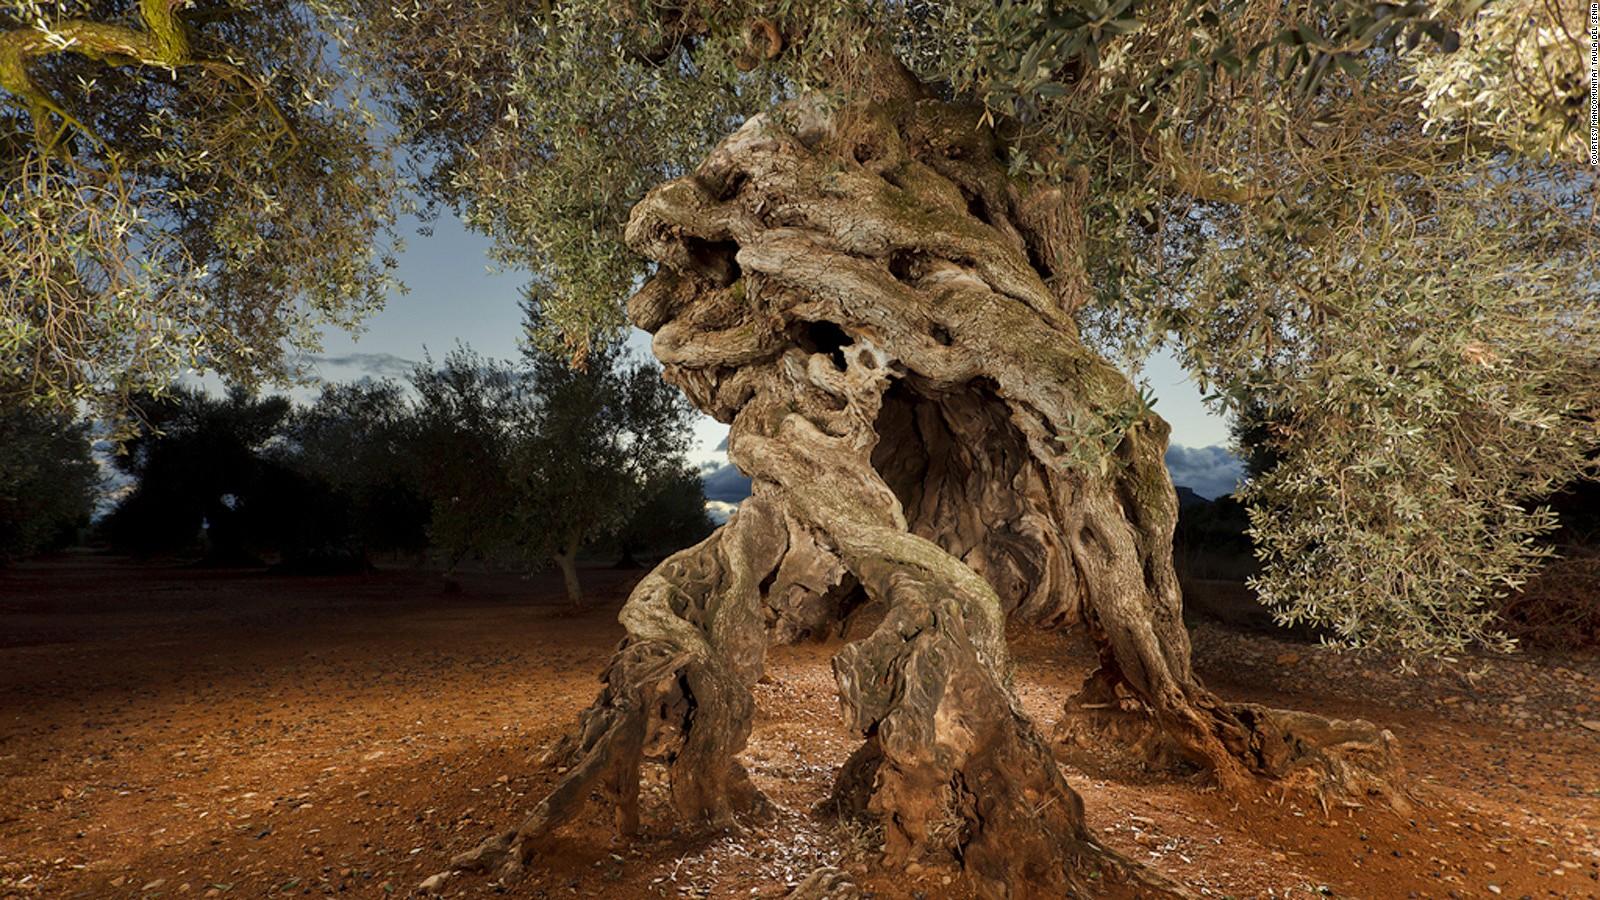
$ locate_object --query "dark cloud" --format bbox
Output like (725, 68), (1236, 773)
(701, 463), (752, 504)
(306, 352), (418, 380)
(1164, 444), (1244, 500)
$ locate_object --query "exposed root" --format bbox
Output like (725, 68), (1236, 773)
(1058, 683), (1410, 815)
(1234, 704), (1410, 815)
(443, 501), (785, 884)
(786, 866), (863, 900)
(447, 640), (685, 881)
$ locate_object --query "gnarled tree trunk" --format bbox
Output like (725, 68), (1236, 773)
(439, 95), (1402, 898)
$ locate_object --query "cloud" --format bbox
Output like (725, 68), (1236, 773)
(1164, 444), (1244, 500)
(305, 353), (419, 380)
(705, 500), (740, 524)
(701, 463), (752, 504)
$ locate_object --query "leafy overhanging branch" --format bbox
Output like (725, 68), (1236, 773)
(0, 0), (295, 155)
(2, 0), (403, 419)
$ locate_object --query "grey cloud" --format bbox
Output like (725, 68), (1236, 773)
(705, 500), (740, 525)
(1164, 444), (1244, 500)
(306, 353), (419, 380)
(701, 463), (752, 504)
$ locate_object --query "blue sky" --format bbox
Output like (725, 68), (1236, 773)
(307, 213), (1243, 498)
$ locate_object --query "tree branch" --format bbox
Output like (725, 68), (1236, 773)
(0, 0), (293, 153)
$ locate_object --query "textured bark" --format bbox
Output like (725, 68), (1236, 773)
(552, 532), (584, 606)
(438, 95), (1402, 897)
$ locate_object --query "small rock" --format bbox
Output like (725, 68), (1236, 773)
(418, 872), (449, 893)
(1486, 885), (1501, 895)
(142, 879), (166, 892)
(1275, 652), (1301, 665)
(1579, 721), (1600, 734)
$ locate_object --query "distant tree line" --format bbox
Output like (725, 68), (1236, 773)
(72, 337), (711, 605)
(6, 347), (1591, 636)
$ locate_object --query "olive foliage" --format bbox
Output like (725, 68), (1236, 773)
(331, 0), (1597, 655)
(0, 400), (96, 560)
(1, 0), (402, 416)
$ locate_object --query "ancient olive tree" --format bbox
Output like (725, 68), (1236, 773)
(1, 0), (400, 416)
(330, 0), (1600, 895)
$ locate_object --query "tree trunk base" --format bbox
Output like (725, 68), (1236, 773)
(434, 500), (783, 887)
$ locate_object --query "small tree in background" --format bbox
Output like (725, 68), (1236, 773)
(611, 466), (715, 569)
(512, 335), (699, 605)
(0, 402), (96, 562)
(407, 349), (523, 578)
(283, 380), (430, 560)
(102, 386), (293, 563)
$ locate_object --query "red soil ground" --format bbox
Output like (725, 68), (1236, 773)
(1, 555), (1597, 899)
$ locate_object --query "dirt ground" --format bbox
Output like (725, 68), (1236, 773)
(1, 555), (1597, 899)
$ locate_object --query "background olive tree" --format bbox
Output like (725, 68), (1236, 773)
(405, 348), (523, 575)
(512, 334), (703, 604)
(100, 385), (300, 564)
(282, 379), (432, 560)
(404, 340), (705, 601)
(0, 401), (96, 561)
